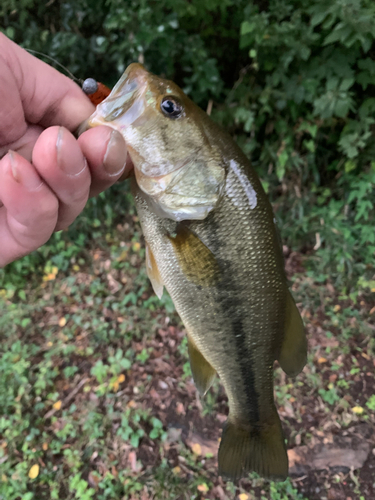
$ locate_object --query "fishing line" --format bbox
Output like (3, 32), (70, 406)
(25, 48), (83, 84)
(24, 49), (109, 100)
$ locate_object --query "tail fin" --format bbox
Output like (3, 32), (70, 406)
(218, 409), (288, 482)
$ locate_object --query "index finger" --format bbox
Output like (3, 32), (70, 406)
(0, 33), (95, 145)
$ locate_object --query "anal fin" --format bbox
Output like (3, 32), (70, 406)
(278, 290), (307, 377)
(188, 334), (216, 396)
(145, 243), (164, 299)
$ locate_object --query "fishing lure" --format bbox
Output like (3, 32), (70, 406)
(81, 78), (111, 105)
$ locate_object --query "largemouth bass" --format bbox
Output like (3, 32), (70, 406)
(82, 64), (307, 481)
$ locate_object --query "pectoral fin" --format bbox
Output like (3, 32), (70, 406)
(188, 334), (216, 396)
(278, 290), (307, 377)
(145, 243), (164, 299)
(167, 224), (220, 287)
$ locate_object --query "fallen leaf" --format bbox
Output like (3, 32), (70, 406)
(333, 305), (341, 312)
(318, 357), (327, 364)
(42, 443), (48, 451)
(107, 274), (121, 293)
(88, 471), (101, 488)
(112, 374), (126, 392)
(187, 433), (218, 458)
(28, 464), (39, 479)
(53, 401), (62, 411)
(176, 402), (185, 415)
(128, 451), (141, 472)
(352, 406), (364, 415)
(58, 317), (67, 327)
(191, 443), (202, 455)
(197, 483), (209, 493)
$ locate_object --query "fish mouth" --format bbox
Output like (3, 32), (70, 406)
(78, 63), (149, 135)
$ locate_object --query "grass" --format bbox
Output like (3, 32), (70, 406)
(0, 181), (374, 500)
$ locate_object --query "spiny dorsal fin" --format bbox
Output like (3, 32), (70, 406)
(167, 224), (220, 287)
(188, 334), (216, 396)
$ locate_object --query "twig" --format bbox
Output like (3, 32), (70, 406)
(44, 377), (89, 419)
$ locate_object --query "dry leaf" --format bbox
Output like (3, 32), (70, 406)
(53, 400), (62, 411)
(352, 406), (364, 415)
(197, 483), (209, 493)
(112, 374), (126, 392)
(58, 317), (67, 327)
(176, 402), (185, 415)
(191, 443), (202, 455)
(28, 464), (39, 479)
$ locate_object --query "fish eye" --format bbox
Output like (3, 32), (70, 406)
(160, 97), (183, 118)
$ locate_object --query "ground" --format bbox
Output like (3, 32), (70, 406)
(0, 191), (374, 500)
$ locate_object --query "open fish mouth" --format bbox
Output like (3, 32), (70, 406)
(78, 63), (149, 136)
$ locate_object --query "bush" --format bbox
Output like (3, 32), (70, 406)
(1, 0), (374, 288)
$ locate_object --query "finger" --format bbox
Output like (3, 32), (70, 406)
(0, 151), (58, 267)
(0, 124), (43, 162)
(31, 126), (91, 230)
(78, 126), (132, 197)
(0, 33), (94, 145)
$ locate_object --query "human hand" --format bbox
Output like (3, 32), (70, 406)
(0, 34), (132, 268)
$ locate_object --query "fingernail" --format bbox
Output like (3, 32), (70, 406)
(103, 130), (127, 176)
(56, 127), (86, 176)
(9, 150), (43, 191)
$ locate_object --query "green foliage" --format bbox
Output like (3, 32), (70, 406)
(1, 0), (374, 286)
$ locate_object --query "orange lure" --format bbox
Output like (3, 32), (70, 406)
(82, 78), (111, 105)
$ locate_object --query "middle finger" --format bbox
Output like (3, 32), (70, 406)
(32, 126), (91, 230)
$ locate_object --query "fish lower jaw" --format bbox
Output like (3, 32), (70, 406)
(146, 194), (216, 221)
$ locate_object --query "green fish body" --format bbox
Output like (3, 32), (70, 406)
(83, 64), (307, 481)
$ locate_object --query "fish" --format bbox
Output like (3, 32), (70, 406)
(81, 63), (307, 481)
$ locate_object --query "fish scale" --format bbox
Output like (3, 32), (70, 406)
(83, 63), (307, 481)
(134, 164), (285, 431)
